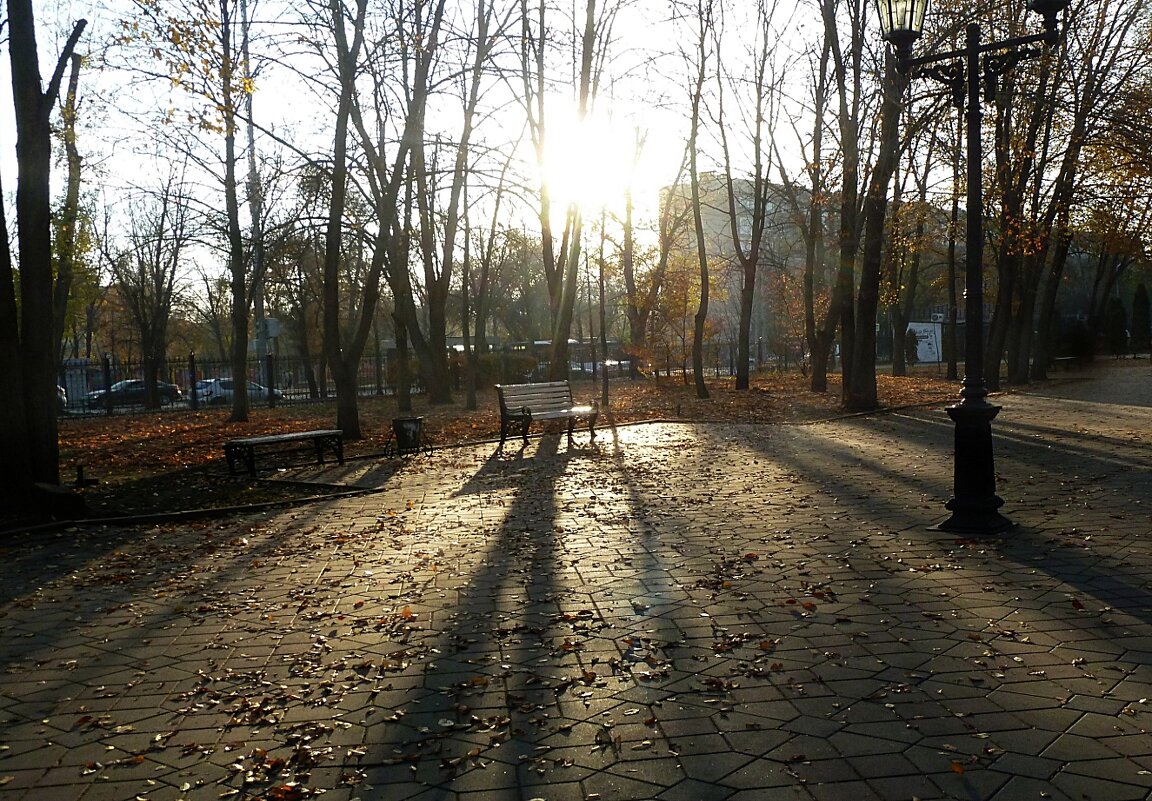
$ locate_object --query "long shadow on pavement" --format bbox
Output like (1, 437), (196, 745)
(762, 407), (1152, 625)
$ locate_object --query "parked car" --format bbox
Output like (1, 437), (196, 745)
(193, 378), (283, 405)
(85, 379), (183, 409)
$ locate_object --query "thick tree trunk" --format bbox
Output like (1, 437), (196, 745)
(221, 6), (250, 423)
(394, 313), (412, 413)
(845, 56), (901, 411)
(425, 287), (453, 403)
(810, 330), (832, 392)
(547, 232), (580, 381)
(891, 319), (908, 376)
(1031, 229), (1073, 380)
(735, 279), (754, 390)
(322, 0), (369, 439)
(332, 359), (360, 439)
(0, 173), (30, 502)
(801, 37), (829, 388)
(462, 247), (477, 411)
(692, 310), (708, 398)
(1, 6), (86, 501)
(945, 163), (960, 382)
(1006, 258), (1042, 385)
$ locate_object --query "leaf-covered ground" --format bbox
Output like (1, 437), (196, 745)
(28, 370), (959, 527)
(3, 364), (1147, 801)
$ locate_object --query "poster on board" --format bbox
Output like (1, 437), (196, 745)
(906, 321), (942, 363)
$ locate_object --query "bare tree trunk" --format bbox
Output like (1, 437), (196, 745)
(946, 113), (960, 381)
(799, 37), (830, 387)
(241, 0), (268, 382)
(101, 175), (187, 409)
(889, 165), (908, 377)
(341, 0), (447, 416)
(716, 0), (781, 392)
(598, 220), (609, 408)
(322, 0), (369, 438)
(461, 186), (477, 411)
(812, 0), (860, 398)
(220, 1), (251, 423)
(471, 147), (517, 361)
(1006, 255), (1042, 384)
(845, 54), (902, 411)
(52, 55), (84, 367)
(547, 0), (606, 380)
(1031, 224), (1074, 380)
(394, 313), (412, 413)
(688, 0), (712, 401)
(623, 137), (688, 378)
(412, 0), (497, 403)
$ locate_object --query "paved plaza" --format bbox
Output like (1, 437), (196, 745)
(2, 363), (1151, 800)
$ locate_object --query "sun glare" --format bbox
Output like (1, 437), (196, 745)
(540, 111), (636, 217)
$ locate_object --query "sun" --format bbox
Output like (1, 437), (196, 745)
(539, 110), (637, 217)
(536, 103), (691, 229)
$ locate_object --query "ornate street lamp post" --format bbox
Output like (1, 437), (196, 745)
(876, 0), (1069, 533)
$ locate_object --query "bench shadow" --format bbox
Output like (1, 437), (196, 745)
(454, 433), (600, 497)
(271, 453), (406, 489)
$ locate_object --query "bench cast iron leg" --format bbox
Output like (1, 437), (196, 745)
(314, 435), (344, 465)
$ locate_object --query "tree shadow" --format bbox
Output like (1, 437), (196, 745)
(5, 400), (1151, 799)
(745, 406), (1152, 628)
(1017, 369), (1152, 408)
(355, 434), (606, 795)
(454, 434), (598, 497)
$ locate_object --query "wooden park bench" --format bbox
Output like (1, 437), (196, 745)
(495, 380), (598, 449)
(224, 429), (344, 477)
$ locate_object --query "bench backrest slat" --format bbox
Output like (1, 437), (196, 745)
(496, 381), (575, 414)
(228, 429), (342, 447)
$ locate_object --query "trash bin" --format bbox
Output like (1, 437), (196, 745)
(392, 416), (425, 456)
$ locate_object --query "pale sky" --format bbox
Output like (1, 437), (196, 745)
(3, 0), (824, 268)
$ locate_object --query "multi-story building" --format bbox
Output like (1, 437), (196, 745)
(660, 172), (819, 368)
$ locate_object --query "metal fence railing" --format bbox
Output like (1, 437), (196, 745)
(59, 341), (707, 417)
(59, 353), (419, 416)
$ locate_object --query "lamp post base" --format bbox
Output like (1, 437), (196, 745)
(933, 401), (1015, 534)
(935, 502), (1015, 534)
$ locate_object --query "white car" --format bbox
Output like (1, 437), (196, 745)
(194, 378), (283, 405)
